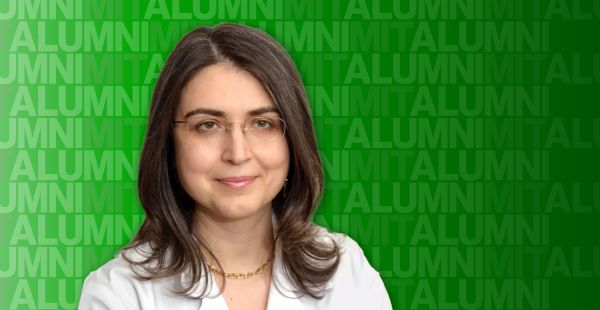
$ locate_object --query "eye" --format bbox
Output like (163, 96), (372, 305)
(193, 120), (221, 132)
(252, 118), (274, 130)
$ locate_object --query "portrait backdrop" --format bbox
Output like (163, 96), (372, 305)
(1, 0), (600, 309)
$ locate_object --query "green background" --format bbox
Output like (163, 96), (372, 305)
(1, 0), (600, 309)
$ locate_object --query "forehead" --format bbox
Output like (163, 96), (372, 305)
(177, 63), (276, 118)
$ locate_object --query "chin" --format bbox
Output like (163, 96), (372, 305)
(209, 200), (270, 221)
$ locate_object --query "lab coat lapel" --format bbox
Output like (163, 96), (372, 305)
(266, 241), (304, 310)
(265, 214), (304, 309)
(180, 266), (229, 310)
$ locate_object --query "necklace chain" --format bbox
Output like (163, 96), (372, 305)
(206, 257), (273, 280)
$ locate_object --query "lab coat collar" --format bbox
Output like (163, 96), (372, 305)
(265, 238), (305, 309)
(267, 214), (336, 308)
(180, 212), (312, 309)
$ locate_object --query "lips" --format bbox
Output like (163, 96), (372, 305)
(216, 176), (257, 188)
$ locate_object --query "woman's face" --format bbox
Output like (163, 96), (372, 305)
(173, 63), (290, 221)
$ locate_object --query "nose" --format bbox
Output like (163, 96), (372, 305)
(221, 124), (252, 164)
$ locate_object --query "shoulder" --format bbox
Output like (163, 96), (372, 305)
(78, 245), (187, 310)
(313, 226), (376, 280)
(311, 226), (393, 309)
(78, 247), (143, 309)
(312, 225), (372, 269)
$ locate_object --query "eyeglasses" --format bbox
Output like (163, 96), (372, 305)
(173, 115), (287, 146)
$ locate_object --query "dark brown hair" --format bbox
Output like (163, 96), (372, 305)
(125, 23), (340, 299)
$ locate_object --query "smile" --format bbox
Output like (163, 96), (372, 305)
(216, 176), (257, 189)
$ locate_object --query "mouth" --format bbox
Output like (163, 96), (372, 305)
(216, 176), (257, 189)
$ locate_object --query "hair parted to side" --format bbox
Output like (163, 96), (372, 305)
(124, 23), (340, 299)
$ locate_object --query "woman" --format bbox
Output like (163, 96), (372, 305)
(79, 23), (392, 310)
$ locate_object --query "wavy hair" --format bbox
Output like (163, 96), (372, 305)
(124, 23), (340, 299)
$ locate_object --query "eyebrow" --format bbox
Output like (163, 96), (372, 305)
(183, 106), (279, 119)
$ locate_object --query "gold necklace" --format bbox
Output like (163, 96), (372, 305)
(206, 257), (273, 280)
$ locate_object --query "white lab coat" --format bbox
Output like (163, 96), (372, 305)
(79, 226), (392, 309)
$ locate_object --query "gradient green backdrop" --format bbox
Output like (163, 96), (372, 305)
(1, 0), (600, 309)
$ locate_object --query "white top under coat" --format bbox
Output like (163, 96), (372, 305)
(78, 226), (393, 310)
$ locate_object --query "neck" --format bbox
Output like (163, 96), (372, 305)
(193, 207), (274, 275)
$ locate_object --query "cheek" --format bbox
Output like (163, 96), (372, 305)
(258, 142), (290, 175)
(173, 137), (215, 186)
(177, 148), (208, 171)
